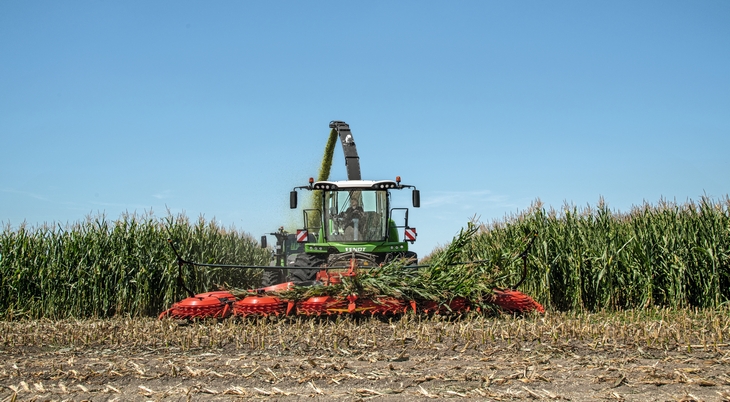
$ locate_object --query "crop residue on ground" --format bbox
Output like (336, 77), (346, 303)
(2, 309), (729, 401)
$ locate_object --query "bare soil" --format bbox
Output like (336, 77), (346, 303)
(1, 313), (729, 401)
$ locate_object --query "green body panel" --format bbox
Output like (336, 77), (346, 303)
(305, 241), (409, 254)
(388, 219), (400, 242)
(305, 219), (406, 255)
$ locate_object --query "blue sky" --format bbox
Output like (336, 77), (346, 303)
(2, 1), (729, 257)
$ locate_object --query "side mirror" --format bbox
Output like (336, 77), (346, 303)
(412, 189), (420, 208)
(290, 191), (298, 209)
(260, 236), (267, 248)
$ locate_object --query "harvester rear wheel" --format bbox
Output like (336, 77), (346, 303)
(288, 253), (323, 284)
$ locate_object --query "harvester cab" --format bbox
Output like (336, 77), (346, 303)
(261, 121), (421, 286)
(286, 177), (420, 280)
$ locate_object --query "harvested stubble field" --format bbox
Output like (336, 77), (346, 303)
(2, 309), (730, 401)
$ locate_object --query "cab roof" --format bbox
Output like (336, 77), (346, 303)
(311, 180), (401, 190)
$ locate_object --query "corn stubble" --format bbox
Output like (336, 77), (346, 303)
(1, 308), (728, 353)
(2, 311), (728, 402)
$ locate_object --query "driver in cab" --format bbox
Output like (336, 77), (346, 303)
(341, 195), (365, 240)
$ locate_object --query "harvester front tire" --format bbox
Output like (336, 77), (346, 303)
(261, 268), (285, 287)
(288, 254), (321, 284)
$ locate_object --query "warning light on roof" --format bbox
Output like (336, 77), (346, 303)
(396, 176), (401, 184)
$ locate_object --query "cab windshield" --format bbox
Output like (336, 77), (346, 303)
(323, 190), (387, 242)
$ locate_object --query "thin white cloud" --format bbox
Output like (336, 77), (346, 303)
(88, 201), (156, 210)
(1, 188), (49, 201)
(421, 190), (517, 211)
(152, 190), (172, 200)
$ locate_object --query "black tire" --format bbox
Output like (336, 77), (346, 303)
(288, 253), (322, 283)
(261, 266), (285, 287)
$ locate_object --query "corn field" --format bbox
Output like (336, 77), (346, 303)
(1, 196), (728, 319)
(0, 212), (269, 319)
(460, 196), (730, 311)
